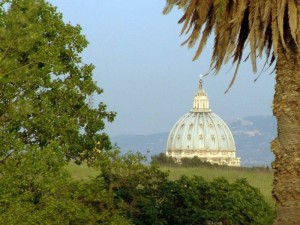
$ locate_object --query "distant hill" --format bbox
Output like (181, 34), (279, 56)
(111, 115), (276, 166)
(229, 115), (276, 166)
(111, 132), (168, 158)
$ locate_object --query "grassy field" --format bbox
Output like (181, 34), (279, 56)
(67, 163), (274, 208)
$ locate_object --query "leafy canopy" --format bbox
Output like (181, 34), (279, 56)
(0, 0), (115, 223)
(0, 0), (115, 164)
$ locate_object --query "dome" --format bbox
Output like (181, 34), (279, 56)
(166, 79), (240, 166)
(166, 112), (235, 152)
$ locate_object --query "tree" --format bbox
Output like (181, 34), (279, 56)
(0, 145), (99, 224)
(151, 152), (177, 166)
(0, 0), (115, 164)
(163, 1), (300, 224)
(86, 147), (169, 224)
(85, 147), (273, 225)
(134, 175), (273, 225)
(0, 0), (115, 223)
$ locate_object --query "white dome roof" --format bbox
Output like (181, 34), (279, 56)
(166, 78), (240, 166)
(166, 111), (235, 151)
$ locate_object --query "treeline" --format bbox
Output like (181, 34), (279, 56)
(0, 148), (274, 224)
(151, 153), (214, 167)
(151, 153), (272, 171)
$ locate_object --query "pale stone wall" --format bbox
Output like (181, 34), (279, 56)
(166, 149), (240, 166)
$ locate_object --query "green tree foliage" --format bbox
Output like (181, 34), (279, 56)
(151, 153), (216, 167)
(0, 146), (98, 224)
(134, 175), (273, 225)
(0, 0), (114, 223)
(84, 147), (169, 224)
(181, 156), (217, 167)
(84, 149), (273, 225)
(0, 0), (115, 164)
(151, 153), (177, 166)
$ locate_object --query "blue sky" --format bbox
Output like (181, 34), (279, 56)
(49, 1), (275, 136)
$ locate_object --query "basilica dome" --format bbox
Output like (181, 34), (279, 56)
(166, 79), (240, 166)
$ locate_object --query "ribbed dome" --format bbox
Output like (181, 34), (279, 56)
(166, 78), (240, 166)
(166, 112), (235, 151)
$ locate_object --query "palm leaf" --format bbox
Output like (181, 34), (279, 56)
(277, 0), (287, 49)
(287, 0), (298, 45)
(163, 0), (300, 89)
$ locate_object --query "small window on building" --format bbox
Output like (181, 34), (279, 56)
(211, 134), (215, 142)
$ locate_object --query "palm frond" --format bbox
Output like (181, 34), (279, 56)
(287, 0), (298, 45)
(193, 7), (214, 60)
(180, 0), (197, 35)
(271, 2), (279, 56)
(163, 0), (300, 90)
(277, 0), (287, 49)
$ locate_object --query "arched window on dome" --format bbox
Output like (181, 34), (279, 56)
(211, 135), (215, 142)
(189, 124), (193, 131)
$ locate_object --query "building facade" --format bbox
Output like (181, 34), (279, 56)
(166, 79), (240, 166)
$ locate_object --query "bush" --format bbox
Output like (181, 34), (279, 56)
(151, 153), (177, 166)
(151, 153), (218, 168)
(132, 175), (274, 225)
(181, 156), (216, 167)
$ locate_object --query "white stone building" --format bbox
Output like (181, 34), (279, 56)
(166, 79), (240, 166)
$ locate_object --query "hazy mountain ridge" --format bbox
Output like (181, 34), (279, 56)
(229, 116), (276, 166)
(111, 132), (169, 157)
(111, 115), (276, 166)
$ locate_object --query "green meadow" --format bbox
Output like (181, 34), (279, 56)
(67, 163), (274, 208)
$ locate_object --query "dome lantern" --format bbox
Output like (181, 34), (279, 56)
(192, 77), (211, 112)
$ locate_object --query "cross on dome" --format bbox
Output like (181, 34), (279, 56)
(199, 74), (204, 90)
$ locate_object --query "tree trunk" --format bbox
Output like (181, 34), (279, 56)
(272, 36), (300, 224)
